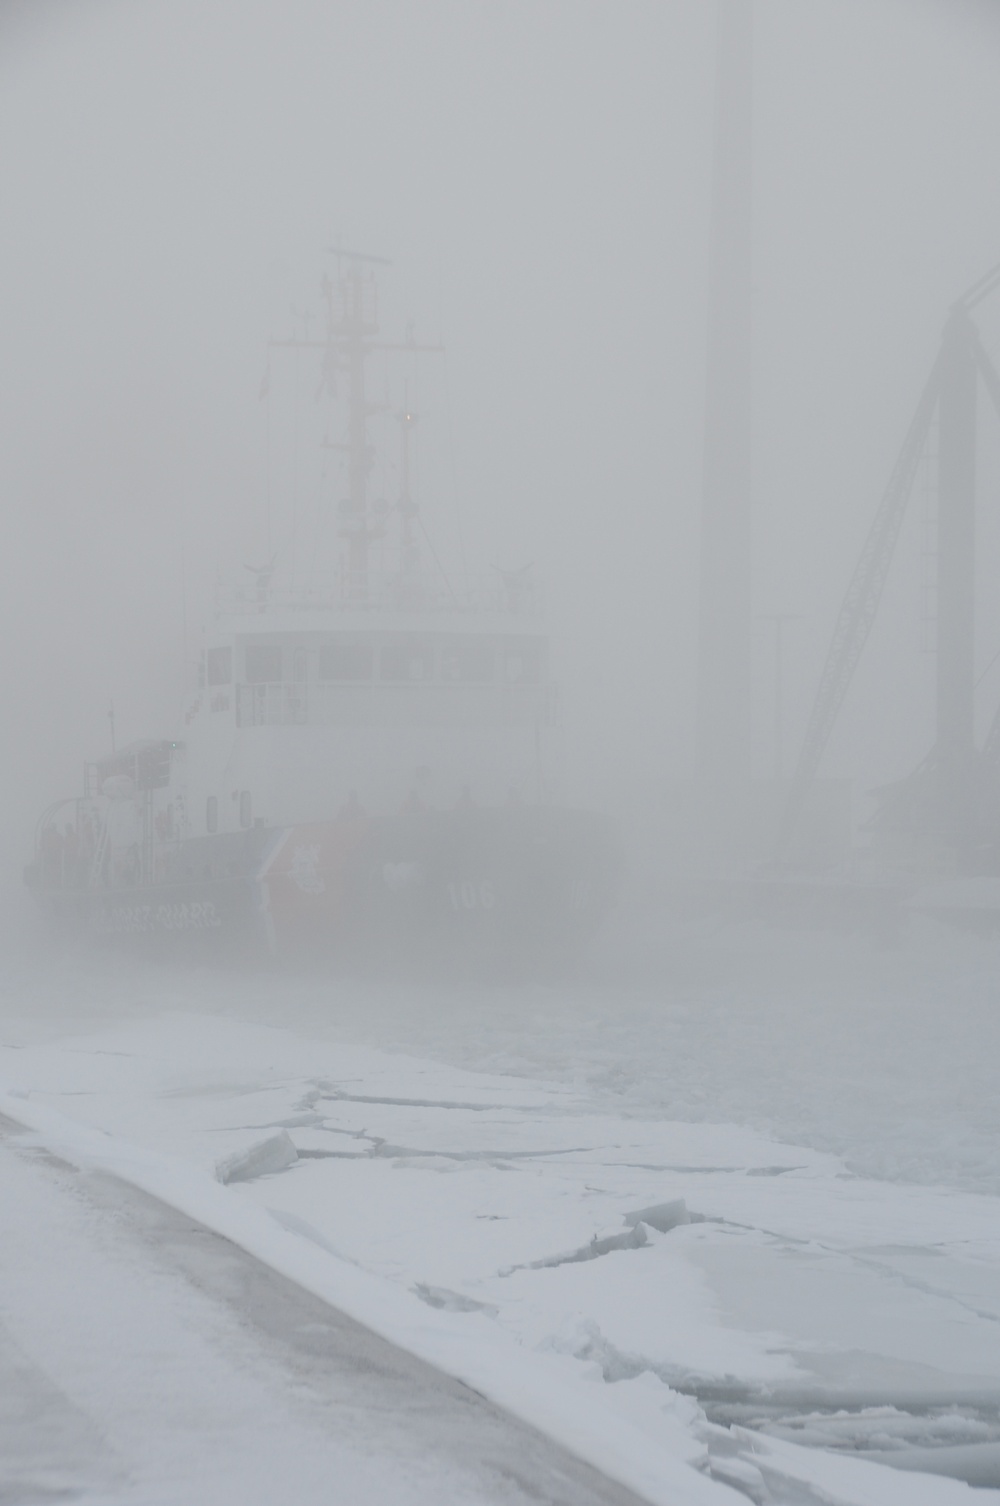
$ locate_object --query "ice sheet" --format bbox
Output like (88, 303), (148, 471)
(4, 997), (1000, 1504)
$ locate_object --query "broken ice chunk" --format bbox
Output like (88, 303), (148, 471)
(216, 1130), (298, 1184)
(501, 1224), (649, 1276)
(623, 1198), (690, 1234)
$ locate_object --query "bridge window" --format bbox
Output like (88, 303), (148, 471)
(207, 646), (232, 685)
(206, 796), (218, 833)
(239, 790), (252, 829)
(442, 639), (496, 682)
(138, 742), (173, 789)
(380, 640), (434, 682)
(319, 641), (373, 681)
(245, 644), (283, 683)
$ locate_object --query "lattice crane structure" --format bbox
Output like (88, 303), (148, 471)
(777, 262), (1000, 861)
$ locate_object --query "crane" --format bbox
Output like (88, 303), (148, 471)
(776, 261), (1000, 859)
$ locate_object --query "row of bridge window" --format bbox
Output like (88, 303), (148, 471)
(206, 638), (542, 688)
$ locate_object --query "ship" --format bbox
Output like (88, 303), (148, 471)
(26, 252), (618, 969)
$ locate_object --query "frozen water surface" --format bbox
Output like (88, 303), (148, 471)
(8, 911), (997, 1188)
(3, 913), (1000, 1503)
(0, 1118), (657, 1506)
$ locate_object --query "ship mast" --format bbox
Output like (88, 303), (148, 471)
(397, 395), (419, 573)
(272, 250), (442, 604)
(325, 253), (382, 596)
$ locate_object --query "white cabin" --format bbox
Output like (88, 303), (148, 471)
(177, 570), (559, 839)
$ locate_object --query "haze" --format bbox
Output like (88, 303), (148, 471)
(6, 6), (1000, 1503)
(0, 0), (997, 851)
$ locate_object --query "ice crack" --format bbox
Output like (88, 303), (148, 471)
(500, 1223), (650, 1276)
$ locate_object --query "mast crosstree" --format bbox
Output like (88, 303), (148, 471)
(270, 251), (442, 601)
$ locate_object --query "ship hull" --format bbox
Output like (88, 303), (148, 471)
(30, 805), (618, 970)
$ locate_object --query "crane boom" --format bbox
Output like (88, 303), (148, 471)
(775, 354), (943, 856)
(983, 699), (1000, 765)
(975, 337), (1000, 426)
(957, 258), (1000, 314)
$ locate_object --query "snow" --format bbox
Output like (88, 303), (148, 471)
(4, 919), (1000, 1502)
(0, 1125), (661, 1506)
(0, 1137), (455, 1506)
(0, 1090), (735, 1506)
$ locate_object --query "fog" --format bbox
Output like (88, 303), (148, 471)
(1, 0), (998, 841)
(6, 4), (1000, 1501)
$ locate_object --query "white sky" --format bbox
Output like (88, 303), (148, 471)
(2, 0), (1000, 847)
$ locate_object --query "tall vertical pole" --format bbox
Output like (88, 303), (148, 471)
(761, 613), (800, 781)
(936, 308), (978, 840)
(397, 396), (419, 573)
(346, 265), (371, 590)
(696, 0), (754, 793)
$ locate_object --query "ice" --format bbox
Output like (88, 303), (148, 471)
(0, 1122), (671, 1506)
(414, 1283), (499, 1314)
(501, 1222), (650, 1275)
(871, 1442), (1000, 1488)
(0, 1085), (742, 1506)
(5, 927), (1000, 1501)
(216, 1129), (299, 1183)
(624, 1198), (691, 1233)
(737, 1428), (1000, 1504)
(706, 1455), (768, 1505)
(6, 984), (1000, 1505)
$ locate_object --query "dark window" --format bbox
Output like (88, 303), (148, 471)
(442, 639), (496, 683)
(245, 644), (283, 683)
(206, 796), (218, 834)
(380, 640), (434, 682)
(207, 646), (232, 685)
(97, 742), (175, 792)
(136, 742), (173, 789)
(239, 790), (252, 829)
(319, 642), (374, 681)
(503, 639), (543, 684)
(292, 647), (308, 682)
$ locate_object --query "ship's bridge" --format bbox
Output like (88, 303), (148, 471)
(199, 570), (553, 731)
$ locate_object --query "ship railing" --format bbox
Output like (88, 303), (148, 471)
(234, 679), (556, 730)
(215, 570), (543, 619)
(31, 795), (107, 891)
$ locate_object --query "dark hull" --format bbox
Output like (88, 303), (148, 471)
(31, 805), (619, 967)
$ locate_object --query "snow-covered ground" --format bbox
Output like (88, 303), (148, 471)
(3, 911), (1000, 1504)
(2, 1121), (651, 1506)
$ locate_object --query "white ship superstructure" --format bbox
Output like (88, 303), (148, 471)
(28, 253), (615, 961)
(184, 568), (556, 839)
